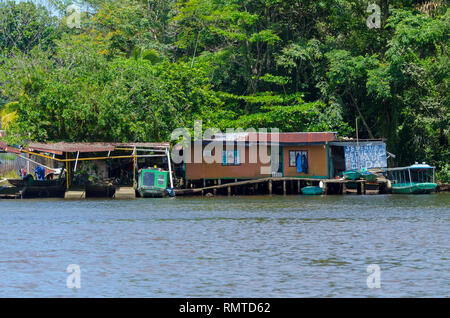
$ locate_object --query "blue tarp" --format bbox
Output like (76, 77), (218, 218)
(34, 166), (45, 181)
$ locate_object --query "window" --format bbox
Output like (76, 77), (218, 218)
(157, 174), (166, 186)
(222, 150), (240, 166)
(143, 171), (155, 186)
(289, 150), (308, 167)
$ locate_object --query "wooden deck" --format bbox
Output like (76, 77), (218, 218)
(175, 177), (387, 196)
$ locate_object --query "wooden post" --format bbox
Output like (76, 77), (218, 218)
(323, 181), (328, 195)
(361, 181), (366, 195)
(65, 152), (70, 190)
(133, 147), (137, 188)
(213, 188), (217, 196)
(268, 179), (273, 195)
(228, 186), (231, 196)
(283, 180), (286, 195)
(166, 148), (173, 189)
(297, 180), (300, 193)
(342, 182), (347, 194)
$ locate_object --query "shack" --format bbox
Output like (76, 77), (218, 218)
(0, 141), (173, 199)
(176, 132), (388, 193)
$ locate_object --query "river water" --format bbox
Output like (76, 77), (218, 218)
(0, 193), (449, 297)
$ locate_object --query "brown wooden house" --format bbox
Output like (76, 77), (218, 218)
(180, 132), (337, 186)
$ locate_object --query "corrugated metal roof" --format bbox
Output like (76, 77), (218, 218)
(0, 142), (171, 155)
(209, 132), (337, 144)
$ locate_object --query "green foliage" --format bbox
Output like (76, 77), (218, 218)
(0, 0), (448, 177)
(0, 40), (222, 143)
(0, 1), (60, 53)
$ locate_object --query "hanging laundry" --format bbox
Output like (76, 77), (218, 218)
(302, 154), (308, 174)
(296, 153), (302, 173)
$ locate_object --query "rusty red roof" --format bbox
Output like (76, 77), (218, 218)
(0, 141), (171, 155)
(208, 132), (337, 144)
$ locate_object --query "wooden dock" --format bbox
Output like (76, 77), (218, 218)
(113, 187), (136, 199)
(175, 177), (387, 196)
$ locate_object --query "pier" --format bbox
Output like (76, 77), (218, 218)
(175, 177), (388, 196)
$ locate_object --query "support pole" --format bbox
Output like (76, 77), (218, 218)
(133, 147), (137, 187)
(283, 180), (286, 196)
(268, 179), (273, 195)
(65, 152), (70, 190)
(27, 153), (30, 174)
(73, 151), (80, 172)
(166, 148), (174, 189)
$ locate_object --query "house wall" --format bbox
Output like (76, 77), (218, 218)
(185, 144), (271, 180)
(282, 145), (328, 178)
(185, 143), (329, 180)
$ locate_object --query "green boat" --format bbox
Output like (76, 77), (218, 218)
(136, 168), (173, 198)
(361, 170), (377, 182)
(301, 186), (323, 195)
(384, 163), (437, 194)
(343, 170), (361, 180)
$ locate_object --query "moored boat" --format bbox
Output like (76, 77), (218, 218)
(343, 170), (361, 180)
(361, 170), (377, 182)
(383, 163), (437, 194)
(136, 168), (173, 198)
(301, 186), (323, 195)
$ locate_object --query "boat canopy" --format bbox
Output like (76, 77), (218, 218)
(383, 163), (435, 171)
(408, 164), (435, 170)
(383, 163), (435, 184)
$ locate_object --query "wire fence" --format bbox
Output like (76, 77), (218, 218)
(0, 153), (40, 178)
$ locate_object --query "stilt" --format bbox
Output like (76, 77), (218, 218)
(283, 180), (286, 196)
(297, 180), (300, 193)
(323, 182), (328, 195)
(361, 181), (366, 195)
(268, 179), (273, 195)
(228, 186), (231, 196)
(342, 182), (347, 194)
